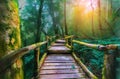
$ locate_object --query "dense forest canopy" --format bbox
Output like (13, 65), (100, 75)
(19, 0), (120, 43)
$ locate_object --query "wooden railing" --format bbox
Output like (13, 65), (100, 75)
(0, 36), (57, 79)
(46, 36), (56, 46)
(0, 35), (118, 79)
(0, 41), (47, 79)
(65, 35), (119, 79)
(64, 35), (74, 49)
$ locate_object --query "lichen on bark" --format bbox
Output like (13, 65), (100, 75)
(0, 0), (23, 79)
(0, 0), (21, 57)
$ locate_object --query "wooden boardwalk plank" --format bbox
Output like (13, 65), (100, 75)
(39, 73), (84, 79)
(46, 55), (73, 60)
(51, 43), (65, 46)
(48, 46), (71, 53)
(48, 46), (70, 50)
(47, 54), (72, 57)
(40, 69), (79, 74)
(41, 65), (79, 70)
(39, 41), (89, 79)
(44, 60), (75, 63)
(46, 58), (74, 61)
(43, 62), (77, 66)
(55, 40), (66, 43)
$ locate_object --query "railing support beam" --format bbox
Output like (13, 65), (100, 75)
(102, 50), (116, 79)
(34, 47), (40, 79)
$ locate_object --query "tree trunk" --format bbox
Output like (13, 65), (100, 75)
(0, 0), (23, 79)
(34, 0), (44, 78)
(64, 0), (68, 35)
(48, 0), (59, 37)
(97, 0), (102, 38)
(35, 0), (44, 43)
(90, 0), (95, 36)
(109, 0), (112, 19)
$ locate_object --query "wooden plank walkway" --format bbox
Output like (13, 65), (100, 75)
(39, 40), (89, 79)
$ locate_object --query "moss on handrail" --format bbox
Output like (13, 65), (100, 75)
(72, 40), (106, 50)
(72, 52), (98, 79)
(72, 39), (119, 79)
(39, 53), (47, 68)
(65, 35), (74, 39)
(0, 41), (47, 73)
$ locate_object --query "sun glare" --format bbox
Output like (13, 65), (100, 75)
(81, 0), (97, 13)
(72, 0), (97, 14)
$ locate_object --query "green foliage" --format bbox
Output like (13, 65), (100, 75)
(18, 0), (120, 79)
(73, 37), (120, 78)
(22, 44), (47, 79)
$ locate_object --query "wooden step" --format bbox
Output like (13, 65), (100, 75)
(47, 54), (72, 57)
(46, 54), (74, 60)
(51, 43), (65, 46)
(41, 65), (79, 70)
(48, 46), (71, 53)
(40, 69), (79, 75)
(43, 62), (76, 66)
(39, 53), (89, 79)
(55, 40), (66, 43)
(39, 73), (85, 79)
(46, 56), (74, 61)
(44, 60), (75, 63)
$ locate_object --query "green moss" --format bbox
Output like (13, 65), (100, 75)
(9, 27), (21, 50)
(0, 0), (23, 79)
(0, 0), (21, 57)
(1, 59), (24, 79)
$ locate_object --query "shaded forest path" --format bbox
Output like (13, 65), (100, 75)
(39, 39), (89, 79)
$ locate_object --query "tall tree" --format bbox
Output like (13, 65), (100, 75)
(35, 0), (44, 43)
(34, 0), (44, 77)
(97, 0), (102, 38)
(64, 0), (68, 35)
(90, 0), (95, 36)
(47, 0), (59, 37)
(0, 0), (23, 79)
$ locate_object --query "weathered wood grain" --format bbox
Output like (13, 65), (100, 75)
(39, 73), (84, 79)
(39, 39), (90, 79)
(39, 54), (89, 79)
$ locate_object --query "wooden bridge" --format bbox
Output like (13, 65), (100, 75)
(0, 35), (119, 79)
(40, 39), (89, 79)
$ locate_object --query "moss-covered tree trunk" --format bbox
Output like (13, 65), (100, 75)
(0, 0), (23, 79)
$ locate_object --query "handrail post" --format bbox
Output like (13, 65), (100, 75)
(70, 36), (73, 46)
(34, 47), (40, 79)
(46, 36), (49, 48)
(71, 36), (73, 52)
(102, 46), (117, 79)
(102, 50), (116, 79)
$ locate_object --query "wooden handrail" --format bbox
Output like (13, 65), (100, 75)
(0, 41), (47, 73)
(72, 52), (98, 79)
(106, 44), (119, 50)
(73, 40), (106, 50)
(65, 35), (74, 39)
(72, 39), (119, 79)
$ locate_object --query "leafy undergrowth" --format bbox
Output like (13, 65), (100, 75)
(22, 45), (47, 79)
(73, 37), (120, 78)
